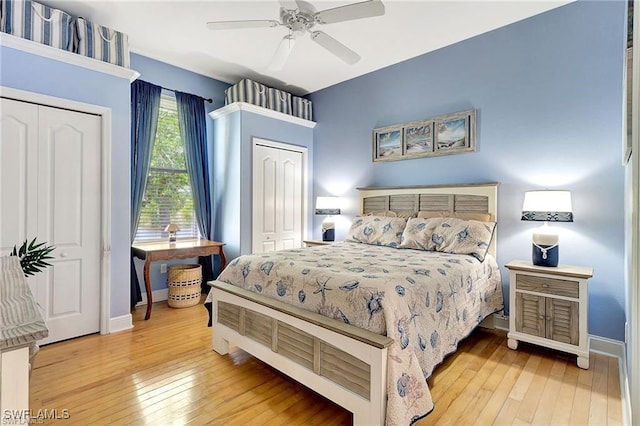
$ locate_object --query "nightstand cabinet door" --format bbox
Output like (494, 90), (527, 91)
(515, 293), (545, 338)
(546, 298), (579, 345)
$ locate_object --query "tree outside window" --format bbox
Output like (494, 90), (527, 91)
(135, 96), (199, 241)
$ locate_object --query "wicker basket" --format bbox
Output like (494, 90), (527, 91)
(167, 264), (202, 308)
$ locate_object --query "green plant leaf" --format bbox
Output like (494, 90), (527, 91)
(9, 238), (56, 277)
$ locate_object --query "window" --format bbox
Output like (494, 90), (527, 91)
(135, 96), (199, 241)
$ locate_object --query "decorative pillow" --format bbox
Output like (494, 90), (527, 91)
(417, 211), (492, 222)
(399, 218), (438, 250)
(346, 216), (408, 248)
(428, 217), (496, 261)
(367, 210), (398, 217)
(366, 210), (416, 218)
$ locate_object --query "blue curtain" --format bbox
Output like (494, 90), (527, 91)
(130, 80), (162, 308)
(175, 91), (214, 288)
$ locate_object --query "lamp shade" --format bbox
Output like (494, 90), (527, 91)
(164, 223), (180, 242)
(521, 190), (573, 222)
(315, 196), (341, 215)
(164, 223), (180, 233)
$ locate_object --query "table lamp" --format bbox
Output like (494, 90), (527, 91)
(521, 190), (573, 267)
(315, 196), (341, 241)
(164, 223), (180, 243)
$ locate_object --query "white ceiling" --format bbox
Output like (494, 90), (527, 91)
(46, 0), (573, 95)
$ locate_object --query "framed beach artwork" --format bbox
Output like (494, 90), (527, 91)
(373, 124), (403, 162)
(403, 120), (433, 158)
(372, 109), (476, 162)
(434, 110), (476, 155)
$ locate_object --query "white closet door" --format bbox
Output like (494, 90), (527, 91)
(253, 144), (278, 253)
(0, 99), (38, 254)
(252, 142), (303, 253)
(0, 99), (102, 344)
(278, 148), (302, 250)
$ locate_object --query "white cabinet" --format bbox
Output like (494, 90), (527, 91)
(506, 260), (593, 369)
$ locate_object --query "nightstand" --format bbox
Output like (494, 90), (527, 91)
(303, 240), (335, 247)
(505, 260), (593, 369)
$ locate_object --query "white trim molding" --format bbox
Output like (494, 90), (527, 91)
(137, 288), (169, 306)
(590, 335), (632, 426)
(0, 33), (140, 82)
(209, 102), (317, 128)
(108, 314), (133, 334)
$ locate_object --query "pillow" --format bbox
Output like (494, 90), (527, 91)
(367, 210), (398, 217)
(366, 210), (417, 218)
(429, 217), (496, 261)
(399, 218), (438, 250)
(417, 211), (492, 222)
(346, 216), (408, 248)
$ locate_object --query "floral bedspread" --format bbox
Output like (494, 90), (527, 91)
(216, 242), (503, 425)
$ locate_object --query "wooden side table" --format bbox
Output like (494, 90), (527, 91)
(303, 240), (336, 247)
(505, 260), (593, 369)
(132, 239), (226, 320)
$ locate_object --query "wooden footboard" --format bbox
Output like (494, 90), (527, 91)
(211, 281), (394, 425)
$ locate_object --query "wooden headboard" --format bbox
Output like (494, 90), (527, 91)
(356, 182), (499, 258)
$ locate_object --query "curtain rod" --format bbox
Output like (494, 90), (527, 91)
(160, 85), (213, 104)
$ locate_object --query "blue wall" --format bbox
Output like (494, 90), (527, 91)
(130, 53), (231, 292)
(0, 46), (231, 316)
(1, 44), (132, 319)
(212, 107), (315, 261)
(309, 0), (627, 340)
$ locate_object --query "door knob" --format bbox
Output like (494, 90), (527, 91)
(60, 252), (68, 258)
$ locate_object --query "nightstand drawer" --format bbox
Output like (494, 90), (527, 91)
(515, 274), (579, 298)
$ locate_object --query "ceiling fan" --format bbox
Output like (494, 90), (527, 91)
(206, 0), (385, 70)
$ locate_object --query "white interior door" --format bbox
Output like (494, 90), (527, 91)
(252, 141), (303, 253)
(278, 148), (302, 250)
(0, 98), (101, 344)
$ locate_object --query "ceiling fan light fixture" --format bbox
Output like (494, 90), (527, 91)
(207, 0), (385, 66)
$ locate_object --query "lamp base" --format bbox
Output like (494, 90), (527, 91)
(322, 228), (335, 242)
(321, 216), (335, 242)
(532, 244), (559, 267)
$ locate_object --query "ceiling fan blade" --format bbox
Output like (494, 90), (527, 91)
(314, 0), (385, 25)
(206, 20), (280, 30)
(310, 31), (360, 65)
(268, 35), (296, 70)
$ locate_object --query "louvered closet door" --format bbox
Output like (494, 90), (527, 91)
(546, 298), (579, 345)
(252, 143), (303, 254)
(515, 293), (545, 338)
(0, 98), (101, 344)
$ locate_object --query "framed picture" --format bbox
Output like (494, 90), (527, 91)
(403, 120), (433, 157)
(372, 124), (403, 162)
(372, 109), (476, 162)
(434, 110), (476, 155)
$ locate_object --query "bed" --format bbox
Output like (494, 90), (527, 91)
(209, 183), (503, 425)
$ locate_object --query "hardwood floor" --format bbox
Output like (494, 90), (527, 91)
(30, 298), (622, 425)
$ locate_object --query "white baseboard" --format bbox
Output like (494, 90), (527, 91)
(620, 347), (632, 426)
(589, 335), (626, 359)
(136, 288), (169, 306)
(589, 335), (632, 426)
(107, 314), (133, 334)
